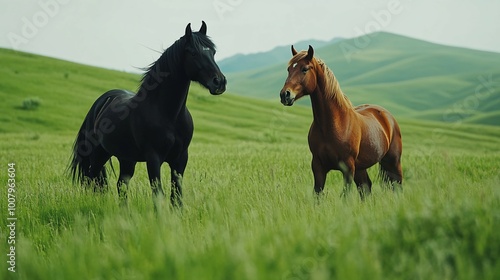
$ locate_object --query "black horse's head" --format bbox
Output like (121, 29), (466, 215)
(182, 21), (226, 95)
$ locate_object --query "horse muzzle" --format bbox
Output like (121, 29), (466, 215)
(209, 75), (227, 95)
(280, 89), (295, 106)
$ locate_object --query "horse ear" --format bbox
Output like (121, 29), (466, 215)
(185, 23), (193, 39)
(199, 21), (207, 35)
(291, 45), (298, 56)
(306, 45), (314, 60)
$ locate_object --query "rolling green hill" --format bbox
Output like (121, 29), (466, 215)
(0, 46), (499, 150)
(222, 32), (500, 126)
(0, 48), (311, 144)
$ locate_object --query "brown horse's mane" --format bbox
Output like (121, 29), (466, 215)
(315, 58), (353, 109)
(288, 51), (353, 109)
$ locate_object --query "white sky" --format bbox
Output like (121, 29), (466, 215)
(1, 0), (499, 72)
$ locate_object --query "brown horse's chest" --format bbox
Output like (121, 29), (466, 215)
(308, 124), (352, 169)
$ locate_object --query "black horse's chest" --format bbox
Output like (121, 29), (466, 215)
(134, 111), (193, 162)
(148, 125), (190, 158)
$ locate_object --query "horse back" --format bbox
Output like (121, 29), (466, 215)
(354, 104), (401, 162)
(95, 90), (193, 163)
(355, 104), (399, 138)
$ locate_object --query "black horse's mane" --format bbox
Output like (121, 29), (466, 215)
(139, 32), (216, 90)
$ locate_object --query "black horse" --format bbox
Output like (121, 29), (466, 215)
(69, 21), (226, 207)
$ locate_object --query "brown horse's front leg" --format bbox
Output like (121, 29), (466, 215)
(312, 157), (327, 195)
(340, 159), (355, 198)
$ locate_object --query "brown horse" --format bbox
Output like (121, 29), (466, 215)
(279, 45), (403, 199)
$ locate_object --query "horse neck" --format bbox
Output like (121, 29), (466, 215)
(135, 58), (190, 119)
(310, 67), (354, 136)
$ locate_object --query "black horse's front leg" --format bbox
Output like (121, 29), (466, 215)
(169, 151), (188, 208)
(146, 157), (165, 197)
(117, 159), (137, 206)
(170, 170), (183, 208)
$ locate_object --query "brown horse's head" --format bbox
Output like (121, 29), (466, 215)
(280, 45), (317, 106)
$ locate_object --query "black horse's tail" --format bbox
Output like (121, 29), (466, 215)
(68, 90), (121, 187)
(68, 114), (98, 185)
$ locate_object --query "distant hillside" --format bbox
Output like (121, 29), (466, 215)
(218, 38), (343, 73)
(0, 48), (311, 144)
(0, 47), (499, 150)
(222, 32), (500, 126)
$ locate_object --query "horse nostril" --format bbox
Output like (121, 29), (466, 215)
(213, 77), (220, 87)
(285, 90), (291, 98)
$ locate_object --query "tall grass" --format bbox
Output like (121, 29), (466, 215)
(0, 133), (499, 280)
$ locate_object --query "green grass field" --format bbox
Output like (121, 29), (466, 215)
(1, 48), (500, 279)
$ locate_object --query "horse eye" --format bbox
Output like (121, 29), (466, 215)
(302, 67), (309, 74)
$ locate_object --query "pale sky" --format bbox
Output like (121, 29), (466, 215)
(1, 0), (499, 72)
